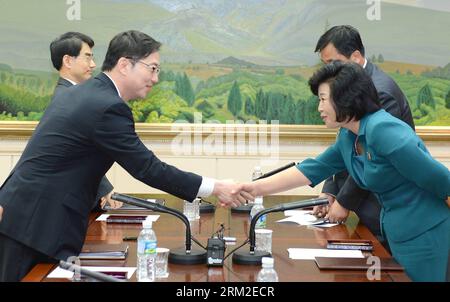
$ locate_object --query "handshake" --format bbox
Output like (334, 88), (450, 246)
(212, 180), (258, 208)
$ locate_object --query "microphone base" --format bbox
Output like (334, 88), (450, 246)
(232, 250), (271, 265)
(169, 248), (207, 265)
(200, 203), (215, 214)
(231, 203), (253, 214)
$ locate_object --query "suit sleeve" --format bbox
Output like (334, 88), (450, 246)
(334, 175), (370, 211)
(93, 102), (202, 201)
(321, 176), (339, 196)
(297, 143), (347, 187)
(95, 176), (114, 201)
(378, 91), (402, 120)
(371, 120), (450, 199)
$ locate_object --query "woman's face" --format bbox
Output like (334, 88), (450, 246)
(317, 82), (342, 129)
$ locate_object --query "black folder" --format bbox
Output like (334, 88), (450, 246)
(79, 243), (129, 260)
(314, 257), (403, 271)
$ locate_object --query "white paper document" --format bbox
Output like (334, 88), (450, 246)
(283, 210), (313, 217)
(277, 210), (338, 227)
(287, 248), (364, 260)
(96, 214), (160, 222)
(47, 266), (136, 279)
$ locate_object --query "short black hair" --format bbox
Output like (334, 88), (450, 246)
(314, 25), (365, 58)
(101, 30), (162, 72)
(50, 32), (94, 70)
(308, 61), (380, 122)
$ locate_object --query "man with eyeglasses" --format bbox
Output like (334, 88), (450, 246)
(0, 30), (252, 281)
(50, 32), (96, 89)
(48, 32), (120, 210)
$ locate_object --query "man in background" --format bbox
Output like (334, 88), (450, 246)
(49, 32), (119, 210)
(313, 25), (415, 247)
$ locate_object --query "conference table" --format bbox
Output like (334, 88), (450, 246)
(22, 194), (410, 282)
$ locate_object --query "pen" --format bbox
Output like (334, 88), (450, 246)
(123, 236), (138, 241)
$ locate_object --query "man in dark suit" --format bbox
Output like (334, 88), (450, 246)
(312, 25), (415, 245)
(49, 32), (120, 210)
(0, 30), (250, 281)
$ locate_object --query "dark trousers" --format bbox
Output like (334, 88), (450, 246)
(0, 233), (54, 282)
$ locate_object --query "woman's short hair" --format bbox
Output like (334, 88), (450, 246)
(308, 61), (381, 122)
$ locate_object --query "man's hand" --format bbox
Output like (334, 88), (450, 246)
(240, 182), (259, 198)
(325, 199), (349, 224)
(0, 206), (3, 222)
(213, 180), (254, 208)
(100, 191), (123, 209)
(312, 193), (335, 218)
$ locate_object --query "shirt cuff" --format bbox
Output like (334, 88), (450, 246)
(197, 177), (216, 197)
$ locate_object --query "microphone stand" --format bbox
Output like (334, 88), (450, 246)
(231, 162), (296, 214)
(111, 193), (207, 265)
(232, 197), (329, 265)
(59, 260), (125, 282)
(253, 162), (296, 180)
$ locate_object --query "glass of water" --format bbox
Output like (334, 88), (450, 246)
(255, 229), (273, 254)
(183, 199), (199, 221)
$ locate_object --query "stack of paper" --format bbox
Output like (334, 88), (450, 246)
(287, 248), (364, 260)
(276, 210), (338, 228)
(96, 214), (160, 223)
(47, 266), (136, 280)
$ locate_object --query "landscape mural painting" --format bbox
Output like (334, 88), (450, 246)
(0, 0), (449, 126)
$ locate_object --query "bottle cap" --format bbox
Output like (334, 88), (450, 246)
(261, 257), (274, 266)
(142, 219), (153, 228)
(254, 196), (263, 204)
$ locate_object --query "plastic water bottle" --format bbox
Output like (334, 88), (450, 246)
(250, 196), (266, 228)
(252, 166), (263, 181)
(137, 220), (157, 282)
(256, 257), (279, 282)
(249, 166), (263, 207)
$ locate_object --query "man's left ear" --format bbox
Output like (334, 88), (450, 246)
(350, 50), (364, 65)
(117, 57), (131, 76)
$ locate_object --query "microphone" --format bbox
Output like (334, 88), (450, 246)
(59, 260), (125, 282)
(199, 197), (215, 214)
(232, 197), (329, 265)
(111, 193), (207, 265)
(253, 162), (296, 180)
(231, 162), (297, 214)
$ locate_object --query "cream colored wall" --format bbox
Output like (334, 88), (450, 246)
(1, 123), (449, 196)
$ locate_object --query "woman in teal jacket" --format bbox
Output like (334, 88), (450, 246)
(242, 62), (450, 281)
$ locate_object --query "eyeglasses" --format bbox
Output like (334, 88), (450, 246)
(75, 53), (94, 63)
(126, 57), (160, 75)
(137, 60), (160, 75)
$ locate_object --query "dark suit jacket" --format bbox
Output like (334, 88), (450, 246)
(54, 77), (114, 204)
(0, 73), (202, 260)
(321, 61), (415, 238)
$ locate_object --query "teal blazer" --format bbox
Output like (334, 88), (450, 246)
(297, 109), (450, 243)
